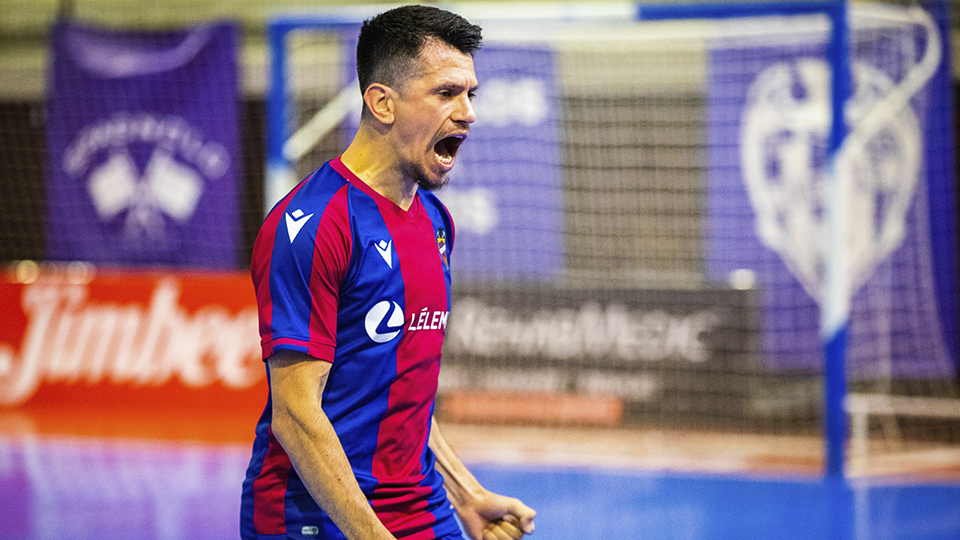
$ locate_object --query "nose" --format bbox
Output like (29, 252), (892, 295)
(455, 93), (476, 124)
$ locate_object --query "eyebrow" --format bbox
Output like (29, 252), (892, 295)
(435, 81), (479, 94)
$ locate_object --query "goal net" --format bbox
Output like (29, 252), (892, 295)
(266, 2), (959, 477)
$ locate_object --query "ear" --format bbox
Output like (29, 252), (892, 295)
(362, 83), (395, 125)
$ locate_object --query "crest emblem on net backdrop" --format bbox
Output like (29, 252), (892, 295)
(740, 59), (921, 302)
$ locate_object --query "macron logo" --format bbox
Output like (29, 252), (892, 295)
(285, 208), (314, 243)
(376, 240), (393, 268)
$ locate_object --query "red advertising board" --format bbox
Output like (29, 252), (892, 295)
(0, 263), (266, 442)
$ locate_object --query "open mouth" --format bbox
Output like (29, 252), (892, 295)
(434, 134), (466, 169)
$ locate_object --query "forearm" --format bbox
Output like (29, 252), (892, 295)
(268, 352), (394, 540)
(428, 416), (486, 510)
(429, 417), (536, 539)
(273, 401), (394, 540)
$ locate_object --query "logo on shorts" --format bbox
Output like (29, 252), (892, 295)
(364, 300), (404, 343)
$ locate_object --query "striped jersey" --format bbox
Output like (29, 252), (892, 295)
(241, 158), (459, 540)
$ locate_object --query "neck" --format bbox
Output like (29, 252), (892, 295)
(340, 123), (418, 211)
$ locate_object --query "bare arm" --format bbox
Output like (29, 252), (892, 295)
(268, 349), (395, 540)
(429, 417), (536, 540)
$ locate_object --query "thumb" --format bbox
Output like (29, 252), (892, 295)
(508, 500), (536, 534)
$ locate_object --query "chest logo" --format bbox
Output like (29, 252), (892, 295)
(375, 239), (393, 268)
(364, 300), (404, 343)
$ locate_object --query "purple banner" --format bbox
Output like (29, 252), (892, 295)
(705, 4), (957, 377)
(45, 22), (241, 268)
(705, 40), (826, 372)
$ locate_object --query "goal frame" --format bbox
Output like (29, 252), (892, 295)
(265, 1), (878, 480)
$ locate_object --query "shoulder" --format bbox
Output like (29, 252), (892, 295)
(254, 162), (356, 261)
(279, 163), (356, 229)
(290, 162), (352, 215)
(419, 191), (453, 226)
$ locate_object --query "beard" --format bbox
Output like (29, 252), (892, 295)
(409, 161), (450, 192)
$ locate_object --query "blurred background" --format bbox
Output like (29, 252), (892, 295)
(1, 0), (956, 268)
(1, 1), (960, 539)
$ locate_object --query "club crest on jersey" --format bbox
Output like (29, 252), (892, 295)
(436, 228), (448, 266)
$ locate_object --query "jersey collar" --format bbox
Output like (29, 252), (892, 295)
(331, 157), (421, 220)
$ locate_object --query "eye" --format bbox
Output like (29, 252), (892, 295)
(467, 90), (476, 101)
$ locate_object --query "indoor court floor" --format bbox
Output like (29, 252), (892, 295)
(1, 411), (959, 540)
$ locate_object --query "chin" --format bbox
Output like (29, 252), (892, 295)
(415, 171), (450, 192)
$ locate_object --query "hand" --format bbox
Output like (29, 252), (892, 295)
(457, 490), (535, 540)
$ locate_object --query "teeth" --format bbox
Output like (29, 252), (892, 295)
(437, 152), (454, 167)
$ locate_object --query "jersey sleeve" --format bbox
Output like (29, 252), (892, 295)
(251, 180), (352, 363)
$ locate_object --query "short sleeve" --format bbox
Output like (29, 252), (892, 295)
(251, 180), (352, 362)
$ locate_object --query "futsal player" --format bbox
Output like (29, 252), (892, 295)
(240, 6), (536, 540)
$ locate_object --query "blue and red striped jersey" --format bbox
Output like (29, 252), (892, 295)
(241, 158), (459, 540)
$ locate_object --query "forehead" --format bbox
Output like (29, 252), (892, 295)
(408, 39), (477, 87)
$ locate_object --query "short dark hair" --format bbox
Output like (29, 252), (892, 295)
(356, 5), (482, 96)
